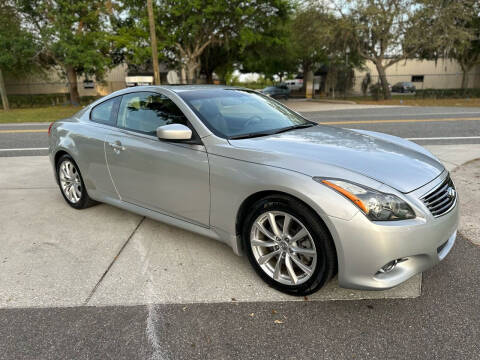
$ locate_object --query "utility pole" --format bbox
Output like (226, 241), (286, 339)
(147, 0), (160, 85)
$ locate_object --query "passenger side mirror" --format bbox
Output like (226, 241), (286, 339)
(156, 124), (192, 141)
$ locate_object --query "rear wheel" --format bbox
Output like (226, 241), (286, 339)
(242, 195), (336, 295)
(56, 154), (97, 209)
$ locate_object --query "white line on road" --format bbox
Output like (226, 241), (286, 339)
(406, 136), (480, 141)
(0, 148), (48, 152)
(313, 111), (480, 117)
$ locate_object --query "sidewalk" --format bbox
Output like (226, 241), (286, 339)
(283, 99), (400, 112)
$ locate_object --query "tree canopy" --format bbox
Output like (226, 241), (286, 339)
(0, 2), (39, 110)
(16, 0), (115, 104)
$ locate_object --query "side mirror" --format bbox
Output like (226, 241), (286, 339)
(156, 124), (192, 141)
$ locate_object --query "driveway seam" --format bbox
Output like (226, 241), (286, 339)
(83, 216), (146, 305)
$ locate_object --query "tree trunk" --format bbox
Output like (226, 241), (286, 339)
(205, 71), (213, 84)
(460, 64), (471, 89)
(65, 66), (80, 105)
(186, 60), (198, 84)
(0, 68), (9, 111)
(301, 61), (310, 95)
(180, 66), (187, 84)
(374, 60), (391, 99)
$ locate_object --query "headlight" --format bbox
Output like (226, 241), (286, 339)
(314, 178), (416, 221)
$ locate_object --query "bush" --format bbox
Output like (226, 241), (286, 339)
(369, 83), (383, 101)
(415, 88), (480, 99)
(0, 93), (101, 109)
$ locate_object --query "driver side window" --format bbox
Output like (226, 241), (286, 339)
(117, 92), (189, 136)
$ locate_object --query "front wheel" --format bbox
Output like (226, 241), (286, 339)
(242, 195), (336, 296)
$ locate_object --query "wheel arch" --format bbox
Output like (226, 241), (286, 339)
(235, 190), (338, 273)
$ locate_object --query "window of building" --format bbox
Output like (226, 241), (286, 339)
(411, 75), (424, 83)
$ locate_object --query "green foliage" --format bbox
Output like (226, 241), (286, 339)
(339, 0), (432, 98)
(415, 88), (480, 99)
(369, 83), (383, 100)
(0, 4), (38, 76)
(16, 0), (114, 79)
(419, 0), (480, 88)
(0, 93), (100, 109)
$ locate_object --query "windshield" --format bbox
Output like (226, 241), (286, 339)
(179, 89), (312, 139)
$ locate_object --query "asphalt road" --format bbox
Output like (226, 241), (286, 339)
(1, 106), (480, 157)
(1, 233), (478, 359)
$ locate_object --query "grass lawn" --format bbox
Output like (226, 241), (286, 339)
(0, 106), (81, 124)
(347, 96), (480, 107)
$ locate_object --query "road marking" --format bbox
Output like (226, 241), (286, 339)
(406, 136), (480, 141)
(313, 111), (480, 118)
(0, 129), (47, 133)
(0, 147), (48, 152)
(319, 117), (480, 125)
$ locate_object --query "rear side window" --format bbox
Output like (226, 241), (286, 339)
(90, 98), (118, 125)
(116, 92), (190, 136)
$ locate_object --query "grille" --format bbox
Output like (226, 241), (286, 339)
(421, 176), (456, 217)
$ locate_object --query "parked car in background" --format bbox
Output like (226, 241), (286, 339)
(284, 79), (303, 91)
(260, 84), (290, 99)
(392, 82), (416, 93)
(49, 85), (458, 296)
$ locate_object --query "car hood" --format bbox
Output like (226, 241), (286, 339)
(228, 126), (444, 193)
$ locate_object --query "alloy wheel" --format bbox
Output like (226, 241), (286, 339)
(250, 211), (317, 286)
(59, 160), (82, 204)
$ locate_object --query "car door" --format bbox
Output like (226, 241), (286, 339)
(79, 96), (122, 200)
(104, 91), (210, 227)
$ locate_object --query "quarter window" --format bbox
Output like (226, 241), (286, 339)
(117, 92), (190, 136)
(90, 98), (117, 125)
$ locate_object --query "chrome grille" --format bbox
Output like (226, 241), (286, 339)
(421, 176), (456, 217)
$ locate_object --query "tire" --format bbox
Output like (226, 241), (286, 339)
(242, 195), (336, 296)
(56, 154), (97, 209)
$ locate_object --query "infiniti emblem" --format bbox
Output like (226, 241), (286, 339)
(447, 187), (456, 199)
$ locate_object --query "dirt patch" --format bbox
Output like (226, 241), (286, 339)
(451, 159), (480, 246)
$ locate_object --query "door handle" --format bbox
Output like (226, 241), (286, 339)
(109, 142), (126, 152)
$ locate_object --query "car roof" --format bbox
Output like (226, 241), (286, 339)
(122, 84), (243, 93)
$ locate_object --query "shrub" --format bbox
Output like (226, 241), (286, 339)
(369, 83), (383, 100)
(0, 93), (101, 109)
(415, 88), (480, 99)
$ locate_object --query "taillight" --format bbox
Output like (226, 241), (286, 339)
(48, 122), (54, 135)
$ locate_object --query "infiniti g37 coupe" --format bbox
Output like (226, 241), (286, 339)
(48, 86), (458, 295)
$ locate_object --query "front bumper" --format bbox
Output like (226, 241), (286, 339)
(330, 199), (458, 290)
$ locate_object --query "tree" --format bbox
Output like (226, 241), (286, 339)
(16, 0), (114, 105)
(338, 0), (431, 99)
(422, 0), (480, 89)
(238, 15), (297, 81)
(0, 3), (38, 110)
(287, 4), (363, 96)
(156, 0), (292, 83)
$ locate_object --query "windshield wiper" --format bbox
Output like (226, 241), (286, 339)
(228, 131), (277, 140)
(228, 123), (315, 140)
(270, 123), (315, 135)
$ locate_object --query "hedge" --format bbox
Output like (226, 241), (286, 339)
(415, 88), (480, 99)
(0, 93), (101, 109)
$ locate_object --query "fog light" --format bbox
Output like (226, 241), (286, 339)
(378, 260), (398, 273)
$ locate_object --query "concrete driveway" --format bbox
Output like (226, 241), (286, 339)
(1, 144), (480, 309)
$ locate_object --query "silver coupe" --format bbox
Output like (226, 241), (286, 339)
(48, 86), (458, 295)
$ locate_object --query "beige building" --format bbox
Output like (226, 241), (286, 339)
(4, 58), (480, 97)
(352, 59), (480, 93)
(4, 64), (128, 97)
